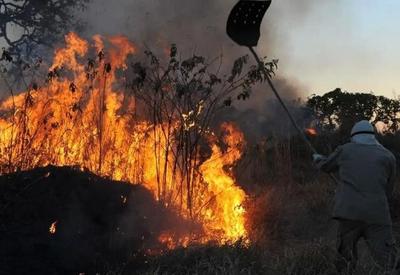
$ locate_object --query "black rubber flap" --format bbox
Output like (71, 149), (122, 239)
(227, 0), (271, 47)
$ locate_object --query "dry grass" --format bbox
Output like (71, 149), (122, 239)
(121, 240), (398, 275)
(119, 170), (400, 275)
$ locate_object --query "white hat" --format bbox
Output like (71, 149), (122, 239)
(350, 120), (375, 137)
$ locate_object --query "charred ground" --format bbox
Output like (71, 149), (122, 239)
(0, 150), (399, 275)
(0, 165), (198, 274)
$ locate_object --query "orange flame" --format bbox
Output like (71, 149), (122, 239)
(199, 123), (247, 242)
(49, 221), (57, 234)
(0, 33), (248, 247)
(305, 128), (318, 136)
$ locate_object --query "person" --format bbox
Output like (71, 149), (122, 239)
(313, 120), (398, 273)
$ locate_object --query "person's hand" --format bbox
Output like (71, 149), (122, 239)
(312, 153), (325, 163)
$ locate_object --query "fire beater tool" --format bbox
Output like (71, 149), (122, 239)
(227, 0), (338, 183)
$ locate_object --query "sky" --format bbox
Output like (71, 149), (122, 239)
(70, 0), (400, 100)
(2, 0), (399, 100)
(261, 0), (400, 98)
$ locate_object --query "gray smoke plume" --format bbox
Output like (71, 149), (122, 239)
(81, 0), (233, 55)
(81, 0), (324, 52)
(78, 1), (328, 131)
(0, 1), (331, 137)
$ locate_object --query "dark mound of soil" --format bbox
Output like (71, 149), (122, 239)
(0, 166), (188, 274)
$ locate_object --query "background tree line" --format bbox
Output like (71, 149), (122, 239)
(305, 88), (400, 154)
(307, 88), (400, 134)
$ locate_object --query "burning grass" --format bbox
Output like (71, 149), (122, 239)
(1, 31), (399, 275)
(0, 32), (266, 246)
(1, 165), (398, 274)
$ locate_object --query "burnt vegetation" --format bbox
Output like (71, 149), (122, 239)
(0, 165), (201, 274)
(0, 3), (400, 275)
(1, 42), (399, 273)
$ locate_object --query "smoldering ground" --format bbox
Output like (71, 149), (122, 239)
(0, 166), (200, 274)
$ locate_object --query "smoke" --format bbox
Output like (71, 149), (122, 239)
(0, 0), (329, 138)
(81, 0), (232, 55)
(77, 1), (324, 139)
(217, 78), (313, 142)
(81, 0), (323, 52)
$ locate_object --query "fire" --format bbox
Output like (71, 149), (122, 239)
(199, 123), (247, 242)
(49, 221), (57, 234)
(305, 128), (317, 136)
(0, 33), (248, 246)
(158, 232), (190, 250)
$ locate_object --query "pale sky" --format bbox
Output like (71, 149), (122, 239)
(2, 0), (399, 99)
(80, 0), (400, 99)
(261, 0), (400, 98)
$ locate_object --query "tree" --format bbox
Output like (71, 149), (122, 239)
(375, 96), (400, 133)
(307, 88), (400, 134)
(129, 45), (276, 216)
(0, 0), (88, 60)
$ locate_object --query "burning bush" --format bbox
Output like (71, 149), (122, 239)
(0, 32), (276, 246)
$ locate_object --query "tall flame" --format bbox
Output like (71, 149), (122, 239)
(0, 33), (248, 246)
(199, 123), (247, 242)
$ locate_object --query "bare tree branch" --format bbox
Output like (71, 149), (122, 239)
(0, 0), (89, 58)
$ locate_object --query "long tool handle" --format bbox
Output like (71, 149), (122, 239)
(248, 47), (338, 184)
(248, 47), (317, 154)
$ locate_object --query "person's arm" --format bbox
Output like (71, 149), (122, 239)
(314, 146), (342, 173)
(386, 154), (397, 198)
